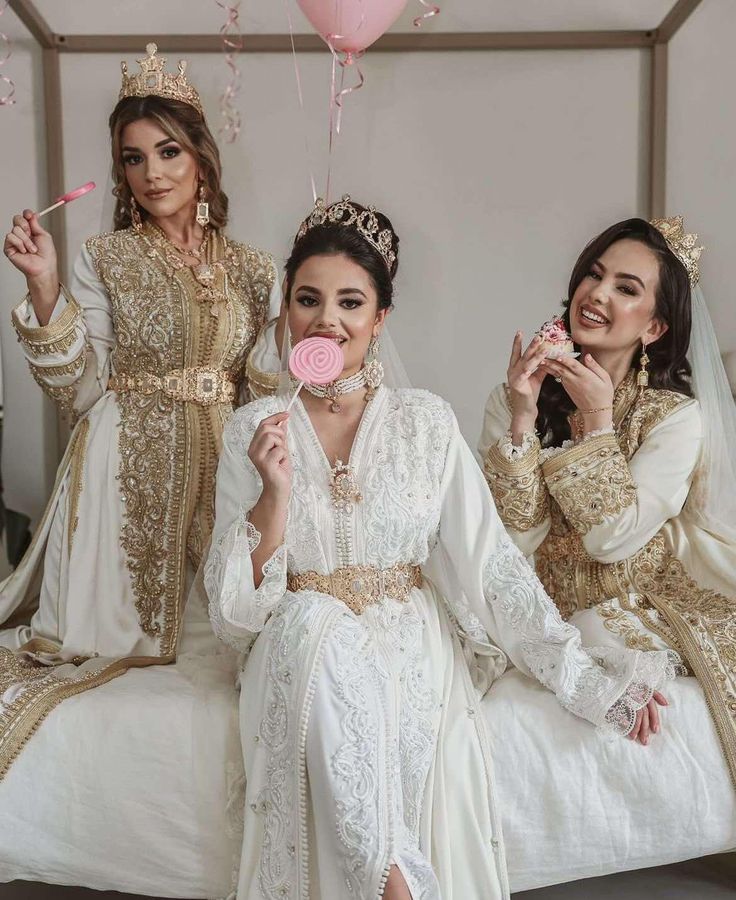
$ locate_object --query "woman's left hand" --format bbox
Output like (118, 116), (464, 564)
(541, 353), (614, 415)
(628, 690), (668, 746)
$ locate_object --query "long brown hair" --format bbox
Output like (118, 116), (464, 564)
(108, 95), (228, 231)
(536, 218), (693, 447)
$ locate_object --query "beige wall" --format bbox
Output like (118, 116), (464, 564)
(667, 0), (736, 355)
(2, 6), (732, 522)
(0, 10), (56, 521)
(60, 47), (648, 446)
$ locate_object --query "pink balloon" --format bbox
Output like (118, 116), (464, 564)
(289, 336), (344, 385)
(297, 0), (408, 54)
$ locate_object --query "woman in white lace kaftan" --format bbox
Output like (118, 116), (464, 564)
(205, 198), (680, 900)
(0, 45), (278, 781)
(480, 217), (736, 787)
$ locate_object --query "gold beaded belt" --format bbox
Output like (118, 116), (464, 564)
(287, 563), (423, 615)
(109, 367), (235, 406)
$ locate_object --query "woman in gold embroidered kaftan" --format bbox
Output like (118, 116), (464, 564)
(0, 44), (278, 780)
(480, 217), (736, 788)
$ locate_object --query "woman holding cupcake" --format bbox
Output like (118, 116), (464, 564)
(480, 217), (736, 786)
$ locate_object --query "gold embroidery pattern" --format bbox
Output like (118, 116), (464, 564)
(11, 288), (82, 358)
(86, 228), (271, 654)
(67, 418), (90, 551)
(0, 649), (165, 781)
(543, 433), (637, 534)
(535, 382), (736, 787)
(595, 600), (661, 653)
(484, 438), (550, 532)
(246, 352), (280, 400)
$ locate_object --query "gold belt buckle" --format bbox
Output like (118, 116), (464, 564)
(187, 367), (221, 406)
(163, 372), (184, 401)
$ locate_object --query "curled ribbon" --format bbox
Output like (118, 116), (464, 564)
(324, 0), (366, 200)
(0, 0), (16, 107)
(413, 0), (440, 28)
(214, 0), (243, 142)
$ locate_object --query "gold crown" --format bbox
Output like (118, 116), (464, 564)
(650, 215), (703, 286)
(296, 196), (397, 272)
(119, 43), (204, 117)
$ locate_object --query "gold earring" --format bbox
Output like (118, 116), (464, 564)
(196, 182), (210, 227)
(130, 196), (143, 231)
(363, 334), (384, 403)
(637, 342), (650, 390)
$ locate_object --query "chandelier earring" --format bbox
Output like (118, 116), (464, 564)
(637, 340), (650, 390)
(130, 196), (143, 232)
(364, 333), (384, 402)
(196, 182), (210, 227)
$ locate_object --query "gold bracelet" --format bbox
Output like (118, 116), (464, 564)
(579, 405), (613, 415)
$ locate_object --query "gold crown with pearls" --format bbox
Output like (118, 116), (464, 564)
(650, 215), (703, 286)
(296, 196), (397, 272)
(119, 43), (204, 117)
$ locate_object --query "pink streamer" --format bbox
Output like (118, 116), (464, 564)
(413, 0), (440, 28)
(283, 0), (318, 203)
(214, 0), (243, 142)
(0, 0), (16, 107)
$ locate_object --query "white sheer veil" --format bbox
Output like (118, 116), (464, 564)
(683, 283), (736, 541)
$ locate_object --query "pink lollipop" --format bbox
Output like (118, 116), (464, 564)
(286, 336), (344, 410)
(37, 182), (96, 218)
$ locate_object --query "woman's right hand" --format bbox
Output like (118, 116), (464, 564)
(507, 332), (549, 419)
(248, 412), (292, 501)
(3, 210), (59, 284)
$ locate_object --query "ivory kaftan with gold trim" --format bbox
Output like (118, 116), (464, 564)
(0, 224), (278, 780)
(480, 372), (736, 789)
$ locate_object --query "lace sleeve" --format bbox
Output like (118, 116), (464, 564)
(204, 401), (288, 651)
(438, 419), (681, 735)
(483, 537), (681, 734)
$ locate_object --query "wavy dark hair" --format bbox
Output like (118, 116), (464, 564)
(284, 203), (400, 311)
(109, 95), (228, 231)
(536, 218), (693, 447)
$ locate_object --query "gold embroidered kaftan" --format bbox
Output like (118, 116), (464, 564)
(0, 223), (277, 780)
(480, 371), (736, 789)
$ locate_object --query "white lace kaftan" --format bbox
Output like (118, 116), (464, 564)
(205, 386), (678, 900)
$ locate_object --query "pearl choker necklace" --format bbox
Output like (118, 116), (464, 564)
(297, 360), (384, 413)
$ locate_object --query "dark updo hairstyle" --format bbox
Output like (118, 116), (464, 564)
(109, 95), (229, 231)
(284, 202), (400, 311)
(536, 217), (693, 448)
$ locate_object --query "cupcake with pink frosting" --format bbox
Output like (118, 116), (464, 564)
(535, 316), (576, 358)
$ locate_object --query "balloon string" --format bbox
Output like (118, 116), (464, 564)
(334, 53), (364, 136)
(324, 0), (366, 200)
(214, 0), (243, 143)
(283, 0), (317, 203)
(413, 0), (440, 28)
(0, 0), (16, 107)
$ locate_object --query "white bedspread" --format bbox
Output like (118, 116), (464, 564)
(0, 655), (733, 898)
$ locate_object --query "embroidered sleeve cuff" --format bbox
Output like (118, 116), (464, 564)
(245, 318), (281, 400)
(541, 432), (637, 534)
(483, 435), (549, 532)
(12, 286), (85, 362)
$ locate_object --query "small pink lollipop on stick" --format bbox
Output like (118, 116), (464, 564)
(36, 182), (96, 219)
(286, 337), (344, 411)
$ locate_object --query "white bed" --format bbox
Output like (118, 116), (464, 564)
(0, 652), (733, 899)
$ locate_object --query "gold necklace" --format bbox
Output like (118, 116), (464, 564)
(145, 224), (229, 318)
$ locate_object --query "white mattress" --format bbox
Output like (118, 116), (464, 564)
(0, 654), (734, 898)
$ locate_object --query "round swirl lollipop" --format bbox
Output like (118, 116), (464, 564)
(286, 336), (344, 410)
